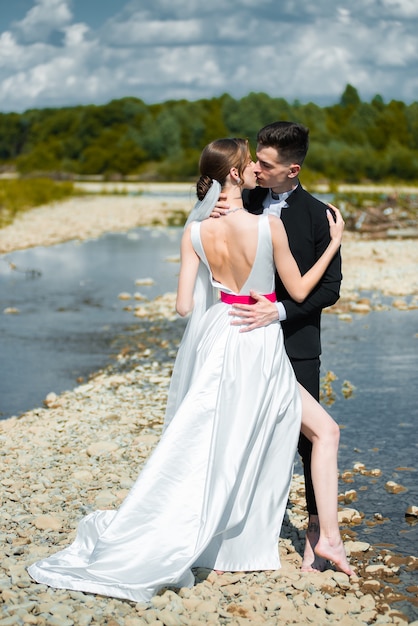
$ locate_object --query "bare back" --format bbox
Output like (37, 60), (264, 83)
(199, 211), (260, 293)
(191, 213), (276, 297)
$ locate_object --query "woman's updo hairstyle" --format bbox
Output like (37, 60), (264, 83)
(196, 138), (250, 200)
(196, 175), (213, 201)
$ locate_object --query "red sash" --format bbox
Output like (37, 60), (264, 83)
(220, 291), (276, 305)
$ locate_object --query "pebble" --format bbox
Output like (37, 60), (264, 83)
(350, 302), (372, 314)
(338, 508), (363, 524)
(405, 505), (418, 520)
(135, 277), (155, 286)
(33, 515), (63, 531)
(345, 541), (371, 555)
(385, 481), (407, 494)
(86, 441), (119, 456)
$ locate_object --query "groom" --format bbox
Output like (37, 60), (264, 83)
(229, 121), (342, 571)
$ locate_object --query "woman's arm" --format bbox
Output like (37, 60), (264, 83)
(176, 225), (201, 317)
(271, 208), (344, 303)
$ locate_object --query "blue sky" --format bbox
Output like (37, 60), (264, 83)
(0, 0), (417, 112)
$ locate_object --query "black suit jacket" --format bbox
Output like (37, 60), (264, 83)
(243, 185), (342, 360)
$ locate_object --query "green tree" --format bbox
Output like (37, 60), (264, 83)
(371, 94), (385, 111)
(1, 87), (417, 183)
(367, 100), (409, 150)
(0, 114), (26, 160)
(385, 142), (418, 180)
(137, 109), (182, 160)
(340, 84), (361, 108)
(405, 102), (418, 150)
(16, 138), (64, 174)
(222, 92), (292, 145)
(79, 146), (109, 174)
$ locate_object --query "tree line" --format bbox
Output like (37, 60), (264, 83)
(0, 84), (417, 183)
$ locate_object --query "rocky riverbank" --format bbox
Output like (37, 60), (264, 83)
(1, 326), (417, 625)
(1, 191), (418, 625)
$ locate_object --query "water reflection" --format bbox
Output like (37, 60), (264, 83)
(0, 227), (182, 418)
(318, 311), (418, 558)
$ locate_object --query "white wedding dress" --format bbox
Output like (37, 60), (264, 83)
(28, 215), (301, 603)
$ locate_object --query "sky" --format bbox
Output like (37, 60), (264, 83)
(0, 0), (417, 113)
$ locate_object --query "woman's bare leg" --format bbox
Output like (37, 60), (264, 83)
(298, 384), (355, 576)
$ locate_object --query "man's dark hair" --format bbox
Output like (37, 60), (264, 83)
(257, 121), (309, 165)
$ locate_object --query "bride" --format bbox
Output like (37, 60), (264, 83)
(28, 138), (353, 604)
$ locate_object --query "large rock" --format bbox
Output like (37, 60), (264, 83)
(338, 508), (362, 523)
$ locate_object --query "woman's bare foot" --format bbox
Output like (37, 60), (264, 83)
(301, 516), (327, 572)
(214, 570), (224, 575)
(315, 537), (355, 576)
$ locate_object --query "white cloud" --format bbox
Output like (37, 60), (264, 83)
(63, 23), (90, 47)
(380, 0), (418, 18)
(0, 31), (55, 73)
(103, 17), (202, 46)
(337, 8), (352, 24)
(0, 32), (21, 68)
(13, 0), (72, 43)
(0, 0), (416, 111)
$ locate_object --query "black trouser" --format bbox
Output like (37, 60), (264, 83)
(289, 357), (320, 517)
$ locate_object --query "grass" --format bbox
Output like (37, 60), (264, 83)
(0, 178), (80, 228)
